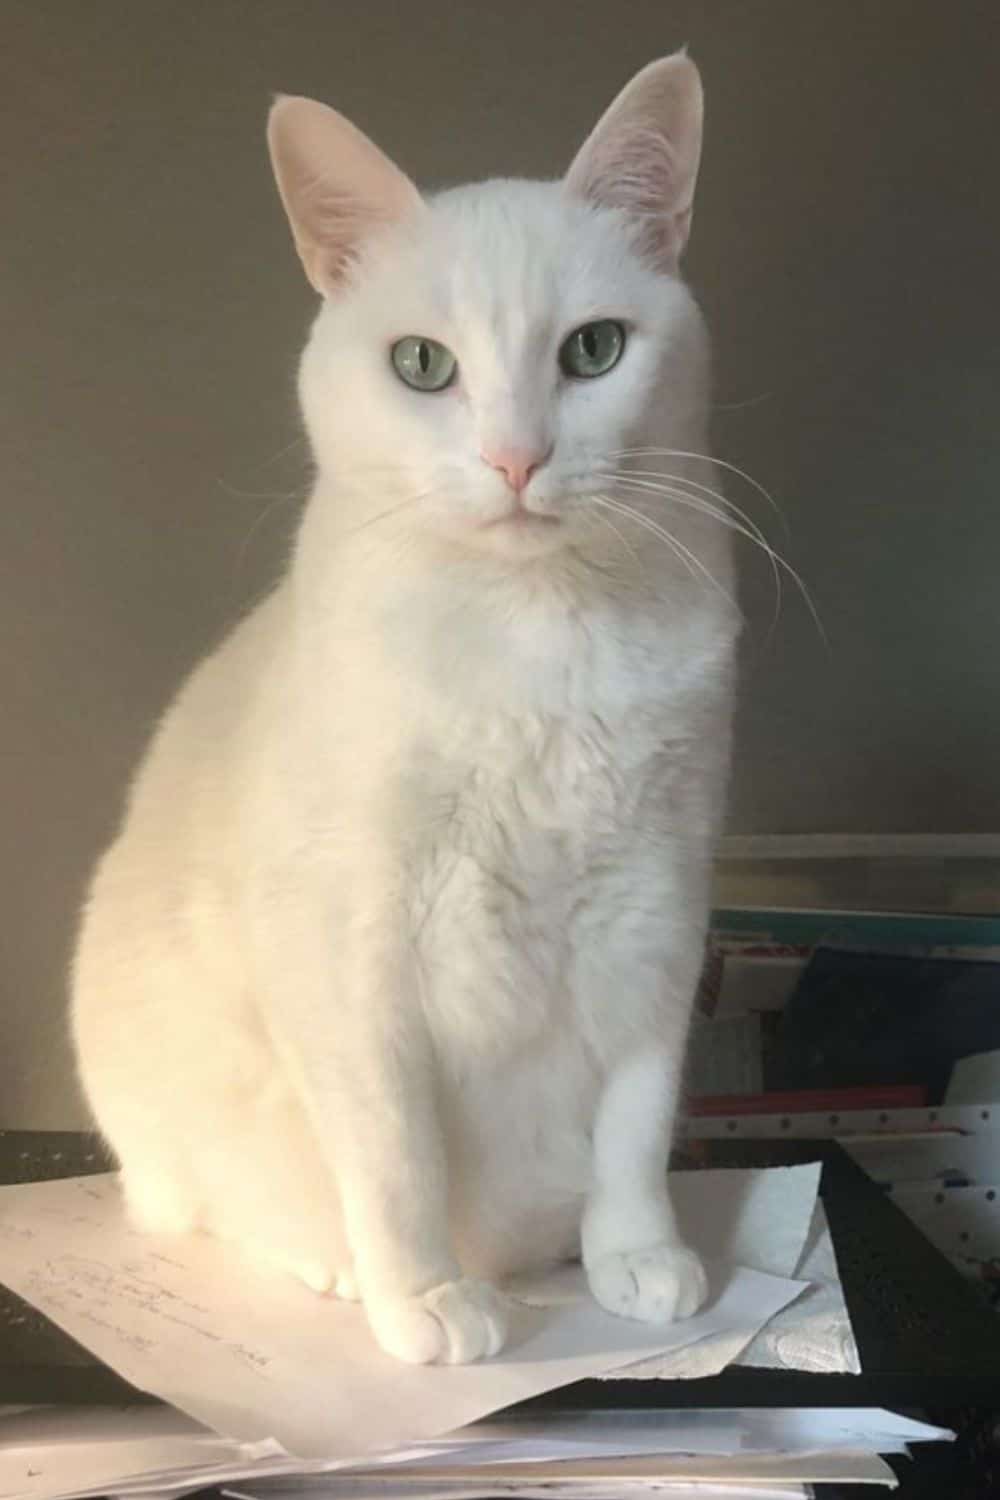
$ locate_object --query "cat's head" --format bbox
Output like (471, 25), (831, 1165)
(269, 55), (708, 563)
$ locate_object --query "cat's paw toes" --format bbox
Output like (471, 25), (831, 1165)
(296, 1261), (336, 1294)
(333, 1267), (360, 1301)
(588, 1243), (708, 1324)
(123, 1173), (198, 1235)
(368, 1278), (508, 1364)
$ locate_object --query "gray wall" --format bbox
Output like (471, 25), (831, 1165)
(4, 0), (998, 1126)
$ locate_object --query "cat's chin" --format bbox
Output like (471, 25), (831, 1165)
(460, 509), (571, 561)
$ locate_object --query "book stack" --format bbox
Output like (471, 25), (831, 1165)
(688, 906), (1000, 1304)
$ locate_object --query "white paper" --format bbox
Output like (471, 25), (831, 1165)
(225, 1485), (812, 1500)
(0, 1400), (948, 1491)
(0, 1438), (260, 1500)
(330, 1450), (900, 1484)
(0, 1174), (805, 1463)
(222, 1450), (899, 1491)
(670, 1164), (822, 1279)
(0, 1402), (923, 1500)
(500, 1166), (821, 1314)
(0, 1403), (223, 1449)
(225, 1486), (812, 1500)
(416, 1405), (950, 1462)
(592, 1164), (820, 1382)
(845, 1129), (1000, 1188)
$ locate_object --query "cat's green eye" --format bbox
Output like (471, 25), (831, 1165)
(391, 336), (457, 392)
(559, 320), (626, 379)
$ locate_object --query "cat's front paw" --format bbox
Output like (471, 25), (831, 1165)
(588, 1242), (708, 1324)
(367, 1277), (509, 1364)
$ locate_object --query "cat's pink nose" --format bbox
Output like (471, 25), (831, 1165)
(480, 444), (551, 494)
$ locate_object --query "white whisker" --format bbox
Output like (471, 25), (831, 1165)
(609, 474), (782, 641)
(231, 494), (301, 583)
(711, 392), (773, 414)
(604, 463), (826, 647)
(217, 479), (307, 504)
(608, 465), (771, 543)
(588, 501), (643, 569)
(631, 477), (824, 647)
(611, 447), (787, 529)
(336, 488), (436, 540)
(257, 433), (311, 468)
(590, 495), (741, 617)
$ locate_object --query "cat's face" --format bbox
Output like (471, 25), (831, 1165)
(299, 185), (705, 560)
(271, 56), (706, 563)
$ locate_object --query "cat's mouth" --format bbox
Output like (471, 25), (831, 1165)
(484, 506), (561, 531)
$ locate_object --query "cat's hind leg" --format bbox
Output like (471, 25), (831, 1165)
(119, 1149), (201, 1236)
(194, 1071), (356, 1301)
(240, 1243), (358, 1299)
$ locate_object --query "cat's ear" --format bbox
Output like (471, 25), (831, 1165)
(267, 96), (424, 296)
(565, 52), (703, 270)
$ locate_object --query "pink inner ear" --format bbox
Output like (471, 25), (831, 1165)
(581, 120), (683, 217)
(268, 96), (423, 296)
(300, 179), (400, 292)
(565, 55), (703, 268)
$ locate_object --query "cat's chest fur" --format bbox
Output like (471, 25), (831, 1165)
(354, 576), (725, 1066)
(411, 712), (632, 1059)
(372, 572), (708, 854)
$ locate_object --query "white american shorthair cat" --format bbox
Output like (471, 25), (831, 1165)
(72, 53), (739, 1365)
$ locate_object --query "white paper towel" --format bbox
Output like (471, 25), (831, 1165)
(739, 1198), (861, 1374)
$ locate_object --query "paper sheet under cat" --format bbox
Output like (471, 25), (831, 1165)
(72, 53), (740, 1364)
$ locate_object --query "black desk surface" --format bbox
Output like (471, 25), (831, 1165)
(2, 1129), (998, 1411)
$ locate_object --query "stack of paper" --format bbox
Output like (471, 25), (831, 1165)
(0, 1166), (949, 1498)
(0, 1402), (953, 1498)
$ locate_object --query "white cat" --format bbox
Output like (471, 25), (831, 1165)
(71, 53), (739, 1365)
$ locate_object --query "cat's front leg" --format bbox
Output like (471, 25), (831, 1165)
(257, 884), (508, 1364)
(581, 1046), (707, 1323)
(573, 833), (713, 1323)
